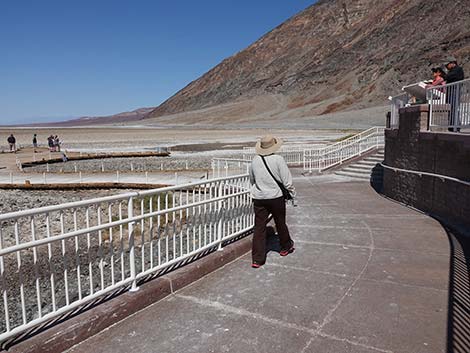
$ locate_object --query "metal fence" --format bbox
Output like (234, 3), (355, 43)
(427, 78), (470, 131)
(303, 127), (384, 173)
(242, 145), (315, 166)
(211, 158), (250, 178)
(389, 93), (410, 129)
(0, 174), (253, 345)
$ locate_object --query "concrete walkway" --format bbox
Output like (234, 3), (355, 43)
(66, 176), (450, 353)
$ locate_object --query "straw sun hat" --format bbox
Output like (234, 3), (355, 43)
(255, 134), (283, 156)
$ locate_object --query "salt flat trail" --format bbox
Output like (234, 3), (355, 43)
(66, 171), (449, 353)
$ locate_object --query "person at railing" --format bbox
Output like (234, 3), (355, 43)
(426, 67), (446, 88)
(249, 134), (295, 269)
(445, 58), (464, 84)
(445, 57), (465, 132)
(47, 135), (55, 151)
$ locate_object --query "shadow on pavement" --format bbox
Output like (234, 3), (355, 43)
(266, 226), (282, 254)
(370, 163), (384, 193)
(369, 183), (470, 352)
(444, 225), (470, 353)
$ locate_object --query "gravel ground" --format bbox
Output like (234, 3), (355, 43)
(0, 189), (137, 215)
(23, 156), (209, 173)
(22, 152), (245, 174)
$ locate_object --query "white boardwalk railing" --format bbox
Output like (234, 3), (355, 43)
(211, 158), (250, 178)
(389, 93), (409, 129)
(427, 78), (470, 131)
(243, 145), (314, 166)
(0, 174), (253, 345)
(303, 127), (384, 173)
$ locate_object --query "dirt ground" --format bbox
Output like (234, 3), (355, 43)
(0, 127), (344, 150)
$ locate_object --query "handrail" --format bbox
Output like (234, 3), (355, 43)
(380, 163), (470, 186)
(0, 173), (248, 221)
(426, 78), (470, 131)
(314, 126), (379, 153)
(303, 127), (384, 172)
(0, 173), (254, 345)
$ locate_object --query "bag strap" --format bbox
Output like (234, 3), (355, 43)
(260, 155), (284, 190)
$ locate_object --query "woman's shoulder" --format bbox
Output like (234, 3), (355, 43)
(272, 154), (287, 163)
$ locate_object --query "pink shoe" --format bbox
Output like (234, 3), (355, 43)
(280, 243), (295, 257)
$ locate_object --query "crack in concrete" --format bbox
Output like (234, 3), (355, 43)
(317, 332), (394, 353)
(175, 294), (319, 333)
(294, 239), (448, 256)
(247, 260), (446, 293)
(315, 220), (375, 333)
(175, 294), (394, 353)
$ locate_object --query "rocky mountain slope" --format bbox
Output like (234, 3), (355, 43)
(144, 0), (470, 123)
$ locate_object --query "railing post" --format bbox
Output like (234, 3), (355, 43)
(128, 196), (139, 292)
(217, 182), (224, 251)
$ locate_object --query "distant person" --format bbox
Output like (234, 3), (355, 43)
(249, 135), (295, 268)
(427, 67), (446, 87)
(445, 58), (465, 132)
(47, 135), (54, 151)
(32, 134), (38, 152)
(54, 135), (60, 152)
(446, 58), (464, 84)
(7, 134), (16, 152)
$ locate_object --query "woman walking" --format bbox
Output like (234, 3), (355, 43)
(249, 135), (295, 268)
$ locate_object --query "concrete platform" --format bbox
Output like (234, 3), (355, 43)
(66, 175), (451, 353)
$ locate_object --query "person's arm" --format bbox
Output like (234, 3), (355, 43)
(277, 157), (296, 197)
(249, 162), (255, 186)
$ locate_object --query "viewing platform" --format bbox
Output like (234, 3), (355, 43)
(53, 172), (450, 353)
(2, 105), (469, 352)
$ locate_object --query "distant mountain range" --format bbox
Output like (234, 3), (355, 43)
(17, 108), (155, 127)
(23, 0), (470, 127)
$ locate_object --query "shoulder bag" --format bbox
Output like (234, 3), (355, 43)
(260, 156), (293, 200)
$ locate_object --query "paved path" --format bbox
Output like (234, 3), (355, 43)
(66, 176), (450, 353)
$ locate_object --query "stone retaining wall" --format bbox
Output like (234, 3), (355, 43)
(383, 105), (470, 228)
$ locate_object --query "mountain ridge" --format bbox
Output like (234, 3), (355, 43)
(145, 0), (470, 123)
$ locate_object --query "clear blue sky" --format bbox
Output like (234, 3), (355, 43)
(0, 0), (315, 124)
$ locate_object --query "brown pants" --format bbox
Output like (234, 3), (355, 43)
(252, 197), (293, 264)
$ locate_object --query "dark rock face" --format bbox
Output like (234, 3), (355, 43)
(147, 0), (470, 119)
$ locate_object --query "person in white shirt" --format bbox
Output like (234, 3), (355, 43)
(249, 135), (295, 268)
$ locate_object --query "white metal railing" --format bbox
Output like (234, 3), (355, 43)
(303, 127), (384, 172)
(211, 158), (250, 178)
(0, 174), (253, 345)
(242, 145), (314, 166)
(427, 78), (470, 131)
(389, 93), (410, 129)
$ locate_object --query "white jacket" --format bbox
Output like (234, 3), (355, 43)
(249, 154), (295, 200)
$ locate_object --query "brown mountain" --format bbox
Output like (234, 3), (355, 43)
(145, 0), (470, 124)
(19, 108), (155, 127)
